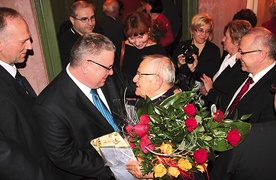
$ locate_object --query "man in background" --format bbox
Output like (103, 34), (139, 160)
(58, 1), (102, 68)
(97, 0), (125, 48)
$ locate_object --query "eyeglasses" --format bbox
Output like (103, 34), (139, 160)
(136, 71), (158, 77)
(73, 15), (95, 23)
(87, 60), (113, 71)
(194, 28), (211, 34)
(238, 49), (262, 55)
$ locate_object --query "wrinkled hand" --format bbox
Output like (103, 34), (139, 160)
(200, 74), (213, 94)
(126, 160), (153, 179)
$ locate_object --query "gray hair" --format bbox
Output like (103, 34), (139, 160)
(0, 7), (23, 40)
(143, 54), (175, 85)
(224, 20), (252, 45)
(103, 0), (119, 13)
(70, 33), (116, 67)
(245, 27), (276, 60)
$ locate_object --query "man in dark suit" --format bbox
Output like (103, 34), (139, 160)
(35, 33), (135, 179)
(0, 130), (55, 180)
(97, 0), (125, 49)
(211, 88), (276, 180)
(58, 1), (103, 69)
(0, 7), (60, 179)
(224, 27), (276, 123)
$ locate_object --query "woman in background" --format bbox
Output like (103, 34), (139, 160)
(173, 13), (221, 91)
(115, 11), (167, 78)
(143, 0), (174, 50)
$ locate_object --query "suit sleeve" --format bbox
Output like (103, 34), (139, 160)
(34, 104), (112, 179)
(0, 130), (57, 180)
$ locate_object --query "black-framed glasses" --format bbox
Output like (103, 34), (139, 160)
(238, 49), (262, 55)
(136, 71), (159, 77)
(87, 60), (113, 71)
(73, 15), (95, 23)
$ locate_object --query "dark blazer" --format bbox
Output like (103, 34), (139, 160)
(173, 40), (221, 81)
(97, 15), (125, 49)
(227, 65), (276, 123)
(34, 67), (135, 180)
(207, 60), (248, 110)
(211, 121), (276, 180)
(0, 65), (59, 179)
(0, 130), (57, 180)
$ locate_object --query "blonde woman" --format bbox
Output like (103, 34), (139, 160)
(173, 13), (221, 91)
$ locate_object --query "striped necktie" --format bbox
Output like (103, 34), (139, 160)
(227, 77), (254, 117)
(90, 89), (119, 132)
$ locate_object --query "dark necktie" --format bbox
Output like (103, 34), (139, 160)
(227, 77), (254, 117)
(90, 89), (119, 132)
(15, 71), (28, 94)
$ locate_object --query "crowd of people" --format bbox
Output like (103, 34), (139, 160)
(1, 0), (276, 179)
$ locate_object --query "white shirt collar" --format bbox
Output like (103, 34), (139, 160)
(151, 90), (168, 101)
(66, 64), (91, 100)
(251, 62), (276, 84)
(66, 64), (110, 110)
(0, 60), (17, 78)
(226, 53), (238, 68)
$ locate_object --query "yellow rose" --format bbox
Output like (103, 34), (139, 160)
(154, 164), (167, 178)
(168, 167), (180, 178)
(160, 143), (173, 154)
(196, 163), (208, 172)
(178, 158), (192, 171)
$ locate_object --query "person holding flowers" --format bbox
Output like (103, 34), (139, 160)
(125, 54), (250, 179)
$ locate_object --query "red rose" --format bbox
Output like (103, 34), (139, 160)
(140, 135), (155, 153)
(140, 114), (151, 125)
(184, 104), (197, 117)
(227, 129), (241, 146)
(185, 117), (197, 132)
(134, 124), (150, 137)
(125, 125), (135, 137)
(194, 148), (208, 164)
(213, 110), (224, 122)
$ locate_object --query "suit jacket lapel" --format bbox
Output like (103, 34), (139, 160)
(0, 66), (35, 103)
(62, 72), (114, 132)
(242, 65), (276, 101)
(19, 74), (37, 98)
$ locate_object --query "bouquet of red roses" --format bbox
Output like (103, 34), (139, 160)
(125, 91), (251, 180)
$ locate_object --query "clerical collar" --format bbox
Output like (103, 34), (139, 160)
(151, 90), (168, 101)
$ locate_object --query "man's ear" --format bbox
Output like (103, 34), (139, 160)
(69, 16), (75, 26)
(81, 60), (90, 74)
(0, 40), (3, 52)
(155, 75), (163, 90)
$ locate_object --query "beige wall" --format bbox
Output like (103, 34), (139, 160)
(0, 0), (49, 94)
(198, 0), (247, 55)
(198, 0), (274, 54)
(256, 0), (274, 26)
